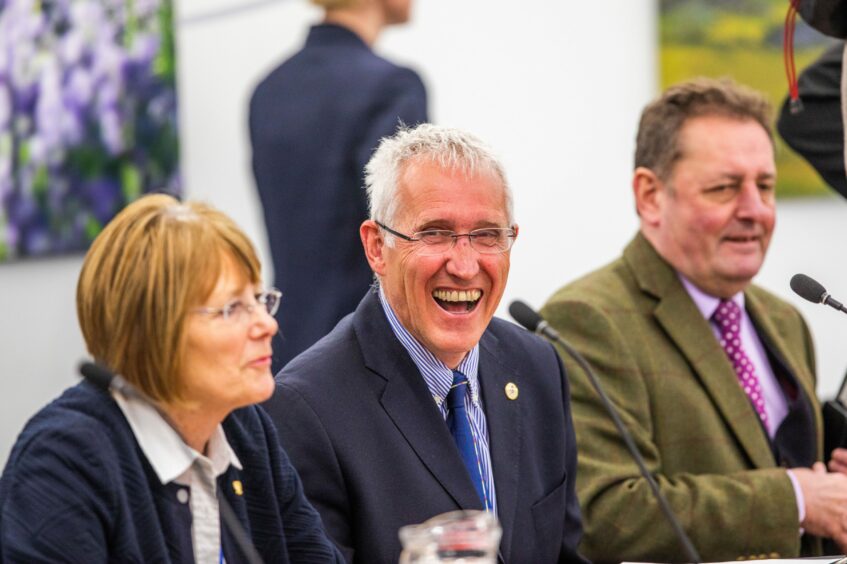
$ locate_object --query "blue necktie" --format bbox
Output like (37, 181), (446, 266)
(446, 370), (485, 505)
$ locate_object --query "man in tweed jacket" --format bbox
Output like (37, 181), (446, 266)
(542, 78), (847, 562)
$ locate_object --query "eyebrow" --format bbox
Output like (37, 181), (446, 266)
(415, 220), (506, 231)
(707, 171), (776, 183)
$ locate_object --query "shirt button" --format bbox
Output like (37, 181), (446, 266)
(177, 488), (189, 504)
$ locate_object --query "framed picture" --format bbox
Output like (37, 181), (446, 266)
(660, 0), (838, 197)
(0, 0), (179, 262)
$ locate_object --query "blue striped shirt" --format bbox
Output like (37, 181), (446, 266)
(378, 288), (497, 515)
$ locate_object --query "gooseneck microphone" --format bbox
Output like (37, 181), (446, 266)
(508, 301), (702, 564)
(790, 273), (847, 314)
(78, 361), (265, 564)
(80, 361), (150, 401)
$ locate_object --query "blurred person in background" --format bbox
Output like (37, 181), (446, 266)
(0, 194), (342, 563)
(777, 0), (847, 198)
(249, 0), (428, 371)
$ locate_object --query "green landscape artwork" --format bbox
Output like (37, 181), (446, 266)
(660, 0), (838, 197)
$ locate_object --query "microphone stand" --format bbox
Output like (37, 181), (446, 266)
(509, 302), (702, 564)
(79, 361), (265, 564)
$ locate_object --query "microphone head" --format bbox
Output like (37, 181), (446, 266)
(790, 273), (827, 304)
(78, 361), (115, 391)
(509, 300), (542, 332)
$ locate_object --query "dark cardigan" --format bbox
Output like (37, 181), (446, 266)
(0, 381), (343, 563)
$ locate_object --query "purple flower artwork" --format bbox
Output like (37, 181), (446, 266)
(0, 0), (179, 262)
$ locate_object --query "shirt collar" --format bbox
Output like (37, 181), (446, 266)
(678, 273), (745, 321)
(113, 390), (242, 484)
(377, 286), (481, 406)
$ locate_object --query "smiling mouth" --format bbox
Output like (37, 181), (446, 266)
(724, 234), (759, 244)
(432, 289), (482, 313)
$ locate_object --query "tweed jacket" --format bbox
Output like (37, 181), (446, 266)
(541, 232), (822, 563)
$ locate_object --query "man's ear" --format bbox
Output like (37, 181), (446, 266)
(633, 167), (664, 227)
(361, 219), (387, 276)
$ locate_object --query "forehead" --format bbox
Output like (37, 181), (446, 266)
(396, 158), (509, 226)
(201, 252), (254, 302)
(672, 115), (775, 177)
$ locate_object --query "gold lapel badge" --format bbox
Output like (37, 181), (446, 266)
(232, 480), (243, 496)
(505, 382), (519, 400)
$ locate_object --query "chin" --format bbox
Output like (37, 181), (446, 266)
(434, 332), (484, 357)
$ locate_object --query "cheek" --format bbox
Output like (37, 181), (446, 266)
(762, 207), (776, 234)
(482, 256), (510, 287)
(680, 208), (725, 246)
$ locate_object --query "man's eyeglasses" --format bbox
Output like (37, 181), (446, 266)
(376, 221), (516, 256)
(195, 288), (282, 323)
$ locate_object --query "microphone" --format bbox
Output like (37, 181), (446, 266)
(80, 361), (150, 401)
(508, 300), (702, 564)
(77, 361), (265, 564)
(790, 273), (847, 313)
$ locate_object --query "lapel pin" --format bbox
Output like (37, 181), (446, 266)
(232, 480), (243, 496)
(505, 382), (519, 400)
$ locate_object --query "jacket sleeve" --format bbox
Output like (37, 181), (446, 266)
(551, 345), (591, 564)
(263, 383), (354, 563)
(256, 407), (345, 563)
(0, 425), (112, 563)
(540, 298), (801, 563)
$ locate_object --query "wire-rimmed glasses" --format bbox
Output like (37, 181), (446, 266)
(376, 222), (516, 256)
(195, 288), (282, 323)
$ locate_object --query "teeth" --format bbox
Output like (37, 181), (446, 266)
(433, 289), (482, 302)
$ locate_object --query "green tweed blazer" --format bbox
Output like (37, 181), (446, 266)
(541, 232), (822, 563)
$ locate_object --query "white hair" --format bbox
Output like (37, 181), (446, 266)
(364, 124), (514, 240)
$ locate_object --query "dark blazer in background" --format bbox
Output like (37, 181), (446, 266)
(249, 24), (428, 369)
(263, 290), (586, 564)
(541, 233), (822, 563)
(778, 41), (847, 198)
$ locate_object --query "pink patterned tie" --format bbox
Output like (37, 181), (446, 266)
(713, 299), (770, 432)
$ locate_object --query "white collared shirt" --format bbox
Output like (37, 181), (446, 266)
(113, 391), (241, 563)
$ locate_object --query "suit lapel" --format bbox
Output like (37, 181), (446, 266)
(354, 291), (484, 511)
(745, 290), (822, 460)
(478, 331), (521, 563)
(625, 234), (776, 469)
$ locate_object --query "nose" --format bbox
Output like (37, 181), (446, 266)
(444, 236), (480, 280)
(250, 307), (278, 339)
(735, 181), (774, 221)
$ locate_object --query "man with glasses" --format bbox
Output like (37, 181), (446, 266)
(541, 78), (847, 562)
(263, 124), (586, 564)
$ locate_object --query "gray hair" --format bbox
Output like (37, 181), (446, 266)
(364, 124), (513, 233)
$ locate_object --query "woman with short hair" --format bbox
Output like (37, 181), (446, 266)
(0, 194), (342, 563)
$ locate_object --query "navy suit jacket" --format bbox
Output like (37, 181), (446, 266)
(1, 382), (342, 563)
(249, 24), (428, 369)
(263, 290), (586, 564)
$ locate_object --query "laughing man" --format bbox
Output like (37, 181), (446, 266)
(263, 124), (586, 564)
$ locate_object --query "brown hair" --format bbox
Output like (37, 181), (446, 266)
(634, 77), (774, 181)
(76, 194), (261, 401)
(310, 0), (359, 9)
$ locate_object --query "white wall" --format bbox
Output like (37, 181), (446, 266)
(3, 0), (846, 467)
